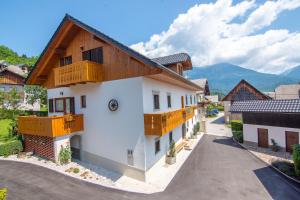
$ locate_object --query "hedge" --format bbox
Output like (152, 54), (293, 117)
(0, 140), (23, 157)
(231, 120), (243, 143)
(292, 144), (300, 176)
(0, 109), (48, 120)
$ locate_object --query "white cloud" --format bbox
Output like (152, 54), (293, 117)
(131, 0), (300, 74)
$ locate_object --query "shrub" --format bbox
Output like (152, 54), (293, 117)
(232, 131), (243, 143)
(73, 168), (80, 174)
(0, 140), (23, 157)
(217, 105), (224, 111)
(292, 144), (300, 176)
(195, 122), (200, 133)
(272, 161), (295, 177)
(167, 140), (176, 157)
(271, 139), (280, 152)
(231, 120), (243, 132)
(0, 188), (7, 200)
(59, 145), (71, 165)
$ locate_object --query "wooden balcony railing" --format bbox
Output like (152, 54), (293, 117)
(144, 106), (197, 136)
(54, 60), (102, 87)
(18, 114), (84, 137)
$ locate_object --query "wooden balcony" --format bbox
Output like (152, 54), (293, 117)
(18, 114), (84, 137)
(144, 107), (196, 136)
(54, 60), (102, 87)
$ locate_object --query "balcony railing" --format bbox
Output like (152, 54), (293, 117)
(18, 114), (84, 137)
(144, 106), (197, 136)
(54, 60), (103, 87)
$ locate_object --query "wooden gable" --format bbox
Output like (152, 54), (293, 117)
(222, 79), (270, 102)
(28, 17), (161, 88)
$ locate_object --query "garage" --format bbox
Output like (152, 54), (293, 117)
(285, 131), (299, 153)
(258, 128), (268, 148)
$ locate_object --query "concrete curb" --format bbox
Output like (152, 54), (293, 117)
(232, 137), (300, 187)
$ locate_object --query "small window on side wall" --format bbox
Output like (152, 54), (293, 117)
(60, 56), (72, 66)
(167, 93), (171, 108)
(55, 98), (64, 112)
(48, 99), (54, 113)
(81, 95), (86, 108)
(153, 92), (160, 110)
(155, 138), (161, 154)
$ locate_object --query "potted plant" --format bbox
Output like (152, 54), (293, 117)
(166, 140), (176, 165)
(271, 139), (280, 152)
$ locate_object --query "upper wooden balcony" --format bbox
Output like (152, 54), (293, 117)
(54, 60), (103, 87)
(18, 114), (84, 138)
(144, 106), (197, 136)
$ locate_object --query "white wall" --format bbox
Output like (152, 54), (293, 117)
(224, 101), (231, 123)
(48, 77), (146, 171)
(243, 124), (300, 148)
(142, 77), (198, 170)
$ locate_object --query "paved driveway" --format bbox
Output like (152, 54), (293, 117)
(206, 113), (232, 137)
(1, 135), (300, 200)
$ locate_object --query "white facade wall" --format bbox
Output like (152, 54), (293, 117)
(224, 101), (231, 123)
(47, 76), (198, 178)
(243, 124), (300, 148)
(142, 77), (198, 170)
(48, 77), (146, 171)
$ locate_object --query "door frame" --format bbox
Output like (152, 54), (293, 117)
(285, 131), (299, 153)
(257, 128), (269, 148)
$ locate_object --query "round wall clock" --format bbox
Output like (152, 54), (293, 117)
(108, 99), (119, 111)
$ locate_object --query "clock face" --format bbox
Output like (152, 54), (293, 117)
(108, 99), (118, 111)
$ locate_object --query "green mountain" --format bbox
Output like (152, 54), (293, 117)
(186, 63), (298, 93)
(0, 45), (38, 69)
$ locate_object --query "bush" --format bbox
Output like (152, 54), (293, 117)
(59, 145), (71, 165)
(216, 105), (224, 111)
(231, 120), (243, 132)
(0, 140), (23, 157)
(272, 160), (296, 177)
(195, 122), (200, 132)
(232, 131), (243, 143)
(292, 144), (300, 176)
(167, 140), (176, 157)
(0, 188), (7, 200)
(73, 168), (80, 174)
(271, 139), (280, 152)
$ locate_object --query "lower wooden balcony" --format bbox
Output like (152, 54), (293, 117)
(144, 106), (196, 136)
(18, 114), (84, 138)
(54, 60), (103, 87)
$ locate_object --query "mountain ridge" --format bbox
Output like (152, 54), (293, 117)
(186, 63), (300, 93)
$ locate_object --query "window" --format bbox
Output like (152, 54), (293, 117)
(185, 95), (188, 105)
(48, 99), (54, 113)
(60, 56), (72, 66)
(155, 138), (161, 154)
(82, 47), (103, 64)
(190, 95), (192, 105)
(153, 93), (160, 110)
(194, 96), (196, 104)
(81, 95), (86, 108)
(55, 98), (64, 112)
(167, 94), (171, 108)
(169, 131), (173, 144)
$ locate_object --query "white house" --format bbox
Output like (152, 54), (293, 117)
(18, 14), (201, 181)
(274, 83), (300, 100)
(231, 99), (300, 153)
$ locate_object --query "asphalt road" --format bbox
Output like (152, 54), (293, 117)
(1, 135), (300, 200)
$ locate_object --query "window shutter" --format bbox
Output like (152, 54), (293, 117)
(48, 99), (54, 113)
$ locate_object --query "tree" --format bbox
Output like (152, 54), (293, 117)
(24, 85), (47, 108)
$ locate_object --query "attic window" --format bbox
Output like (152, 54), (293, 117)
(82, 47), (103, 64)
(60, 56), (72, 66)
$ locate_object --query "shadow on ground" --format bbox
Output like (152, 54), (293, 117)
(210, 116), (225, 124)
(254, 166), (300, 200)
(213, 137), (243, 149)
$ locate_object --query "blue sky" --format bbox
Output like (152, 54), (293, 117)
(1, 0), (300, 73)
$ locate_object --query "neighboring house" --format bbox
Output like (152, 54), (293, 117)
(264, 91), (275, 99)
(274, 83), (300, 100)
(222, 79), (270, 124)
(18, 14), (201, 181)
(0, 62), (40, 111)
(191, 78), (210, 102)
(231, 99), (300, 153)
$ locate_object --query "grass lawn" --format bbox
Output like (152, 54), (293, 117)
(0, 119), (12, 142)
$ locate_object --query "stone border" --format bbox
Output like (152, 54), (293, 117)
(232, 138), (300, 187)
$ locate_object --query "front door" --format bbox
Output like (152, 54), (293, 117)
(182, 124), (186, 139)
(258, 128), (268, 148)
(286, 131), (299, 153)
